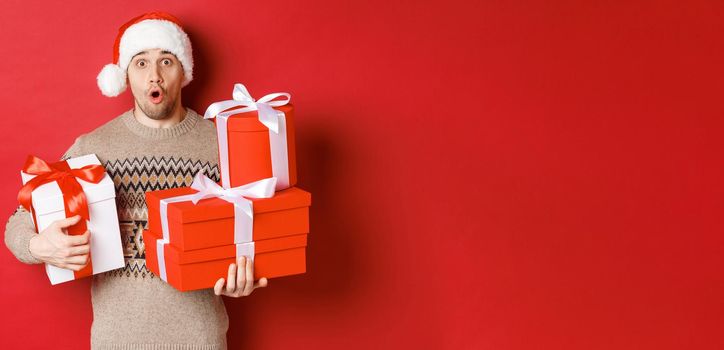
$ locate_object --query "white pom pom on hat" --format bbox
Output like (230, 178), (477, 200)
(96, 12), (194, 97)
(97, 64), (127, 97)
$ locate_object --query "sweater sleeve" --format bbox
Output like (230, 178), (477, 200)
(3, 137), (84, 264)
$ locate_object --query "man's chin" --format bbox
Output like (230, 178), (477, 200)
(140, 102), (174, 120)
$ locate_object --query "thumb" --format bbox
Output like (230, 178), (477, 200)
(55, 215), (82, 229)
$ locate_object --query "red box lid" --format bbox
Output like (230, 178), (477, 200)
(221, 105), (294, 132)
(147, 186), (311, 224)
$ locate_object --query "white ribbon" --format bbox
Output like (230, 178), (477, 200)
(155, 173), (276, 282)
(203, 83), (292, 190)
(157, 193), (196, 282)
(236, 242), (255, 266)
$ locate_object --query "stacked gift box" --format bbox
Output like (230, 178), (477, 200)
(144, 83), (312, 292)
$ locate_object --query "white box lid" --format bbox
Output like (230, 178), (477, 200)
(20, 154), (116, 216)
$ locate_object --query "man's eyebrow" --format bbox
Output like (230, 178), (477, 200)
(132, 50), (175, 59)
(132, 51), (148, 59)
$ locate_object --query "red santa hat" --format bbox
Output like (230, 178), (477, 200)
(96, 12), (194, 97)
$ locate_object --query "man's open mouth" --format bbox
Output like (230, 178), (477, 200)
(149, 88), (164, 104)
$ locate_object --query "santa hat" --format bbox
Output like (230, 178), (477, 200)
(96, 12), (194, 97)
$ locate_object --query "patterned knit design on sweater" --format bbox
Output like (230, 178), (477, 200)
(103, 156), (219, 278)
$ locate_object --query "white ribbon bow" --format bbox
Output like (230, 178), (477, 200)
(156, 173), (276, 282)
(203, 84), (292, 190)
(205, 83), (291, 133)
(189, 172), (276, 218)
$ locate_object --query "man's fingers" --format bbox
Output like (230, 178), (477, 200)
(67, 231), (90, 246)
(243, 257), (254, 296)
(55, 215), (82, 230)
(215, 261), (267, 298)
(254, 277), (268, 289)
(68, 244), (90, 256)
(236, 256), (246, 294)
(63, 263), (88, 271)
(68, 264), (85, 271)
(226, 263), (237, 294)
(66, 254), (89, 266)
(235, 257), (247, 295)
(214, 278), (225, 296)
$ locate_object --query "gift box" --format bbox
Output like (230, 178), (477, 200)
(146, 175), (311, 251)
(204, 83), (297, 190)
(19, 154), (125, 285)
(144, 229), (307, 291)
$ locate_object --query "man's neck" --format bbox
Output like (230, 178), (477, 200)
(132, 102), (187, 128)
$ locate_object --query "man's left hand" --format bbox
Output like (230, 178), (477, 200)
(214, 256), (268, 297)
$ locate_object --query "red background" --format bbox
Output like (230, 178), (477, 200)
(1, 1), (723, 349)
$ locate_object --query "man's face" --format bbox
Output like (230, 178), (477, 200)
(127, 48), (184, 120)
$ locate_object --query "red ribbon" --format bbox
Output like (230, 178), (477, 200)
(18, 155), (106, 221)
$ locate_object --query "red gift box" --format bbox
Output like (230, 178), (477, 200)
(204, 83), (297, 190)
(224, 104), (297, 189)
(146, 185), (311, 251)
(145, 229), (307, 291)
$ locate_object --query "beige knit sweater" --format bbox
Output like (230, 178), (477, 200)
(4, 108), (229, 350)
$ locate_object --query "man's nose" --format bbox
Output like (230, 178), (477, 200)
(149, 64), (163, 84)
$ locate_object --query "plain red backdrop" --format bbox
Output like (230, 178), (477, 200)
(1, 0), (723, 349)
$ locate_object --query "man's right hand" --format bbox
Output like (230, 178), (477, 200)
(28, 215), (90, 271)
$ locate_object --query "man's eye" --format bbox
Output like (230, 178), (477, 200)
(163, 59), (171, 65)
(137, 60), (146, 67)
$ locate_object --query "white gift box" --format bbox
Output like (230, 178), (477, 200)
(20, 154), (124, 285)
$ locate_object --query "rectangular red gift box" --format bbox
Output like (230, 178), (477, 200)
(146, 186), (311, 251)
(221, 104), (297, 189)
(145, 229), (307, 291)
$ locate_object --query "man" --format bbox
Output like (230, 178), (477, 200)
(4, 12), (266, 350)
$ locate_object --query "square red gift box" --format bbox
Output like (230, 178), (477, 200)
(203, 83), (297, 190)
(146, 177), (311, 251)
(145, 229), (307, 291)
